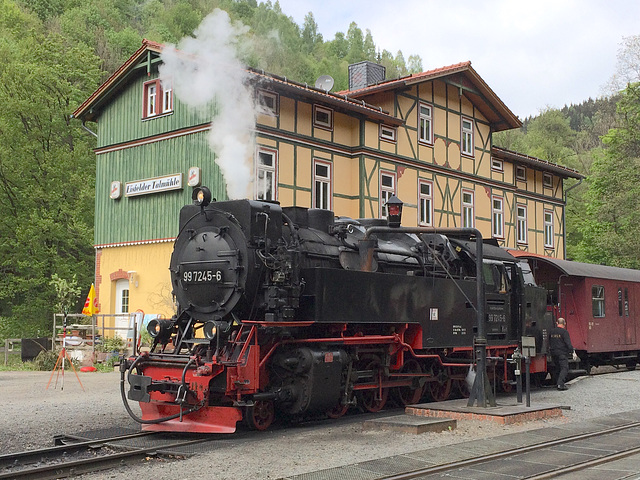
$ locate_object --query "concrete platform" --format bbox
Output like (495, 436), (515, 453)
(363, 415), (456, 434)
(405, 398), (565, 424)
(284, 410), (640, 480)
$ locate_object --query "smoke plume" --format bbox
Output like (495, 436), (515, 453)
(159, 9), (255, 199)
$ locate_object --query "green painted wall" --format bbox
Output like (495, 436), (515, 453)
(95, 130), (227, 246)
(96, 73), (213, 149)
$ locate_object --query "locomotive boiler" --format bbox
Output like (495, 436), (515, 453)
(121, 187), (548, 432)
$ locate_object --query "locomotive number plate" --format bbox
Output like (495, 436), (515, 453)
(182, 269), (223, 284)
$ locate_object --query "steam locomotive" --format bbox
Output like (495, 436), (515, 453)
(121, 187), (549, 433)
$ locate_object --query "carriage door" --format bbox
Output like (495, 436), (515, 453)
(114, 279), (130, 341)
(620, 287), (636, 345)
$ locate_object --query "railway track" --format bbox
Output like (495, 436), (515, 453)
(375, 420), (640, 480)
(0, 431), (210, 479)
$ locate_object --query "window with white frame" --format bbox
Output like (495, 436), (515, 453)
(419, 103), (433, 145)
(592, 285), (605, 318)
(516, 204), (527, 244)
(313, 159), (332, 210)
(544, 210), (554, 248)
(491, 158), (503, 172)
(543, 173), (553, 188)
(143, 79), (173, 119)
(461, 117), (474, 157)
(162, 82), (173, 114)
(313, 105), (333, 130)
(418, 179), (433, 226)
(379, 124), (397, 142)
(492, 196), (504, 238)
(462, 190), (474, 228)
(380, 171), (396, 218)
(257, 89), (279, 116)
(516, 165), (527, 181)
(255, 148), (277, 201)
(121, 288), (129, 313)
(145, 82), (157, 117)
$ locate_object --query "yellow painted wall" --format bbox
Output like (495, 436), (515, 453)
(97, 242), (175, 318)
(279, 96), (296, 132)
(251, 76), (569, 258)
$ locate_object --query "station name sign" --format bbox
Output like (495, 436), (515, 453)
(125, 173), (183, 197)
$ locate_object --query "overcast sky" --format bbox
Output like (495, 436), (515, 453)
(274, 0), (639, 119)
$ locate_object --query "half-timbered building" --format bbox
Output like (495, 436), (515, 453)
(73, 40), (583, 320)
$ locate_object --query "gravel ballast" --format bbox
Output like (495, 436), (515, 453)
(2, 367), (640, 479)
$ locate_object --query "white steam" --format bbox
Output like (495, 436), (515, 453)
(159, 9), (255, 199)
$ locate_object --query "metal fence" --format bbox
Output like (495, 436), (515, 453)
(51, 312), (144, 362)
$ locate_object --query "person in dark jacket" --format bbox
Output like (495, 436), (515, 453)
(548, 317), (574, 390)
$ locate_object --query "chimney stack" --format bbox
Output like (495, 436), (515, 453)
(348, 61), (386, 91)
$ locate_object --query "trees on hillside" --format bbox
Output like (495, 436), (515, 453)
(574, 83), (640, 268)
(0, 3), (101, 339)
(3, 0), (639, 341)
(1, 0), (424, 340)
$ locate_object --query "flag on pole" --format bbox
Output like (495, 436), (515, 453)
(82, 283), (99, 316)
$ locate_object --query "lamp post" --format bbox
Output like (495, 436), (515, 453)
(384, 195), (403, 228)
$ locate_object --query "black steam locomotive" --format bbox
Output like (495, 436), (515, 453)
(121, 187), (548, 432)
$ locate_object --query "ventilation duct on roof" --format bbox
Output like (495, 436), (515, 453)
(348, 61), (386, 91)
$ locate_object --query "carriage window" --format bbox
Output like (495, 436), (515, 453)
(592, 285), (605, 318)
(618, 288), (624, 317)
(625, 288), (630, 316)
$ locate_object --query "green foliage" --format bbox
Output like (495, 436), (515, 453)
(94, 355), (118, 372)
(50, 274), (81, 316)
(96, 336), (125, 353)
(0, 3), (101, 342)
(5, 0), (636, 345)
(0, 352), (38, 371)
(32, 348), (79, 371)
(572, 82), (640, 268)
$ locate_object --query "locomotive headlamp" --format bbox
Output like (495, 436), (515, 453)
(147, 319), (174, 343)
(192, 186), (212, 207)
(385, 195), (403, 228)
(203, 321), (217, 340)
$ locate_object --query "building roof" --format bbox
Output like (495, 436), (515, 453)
(338, 61), (522, 133)
(492, 146), (584, 180)
(73, 39), (401, 125)
(247, 68), (402, 126)
(509, 251), (640, 282)
(73, 39), (164, 122)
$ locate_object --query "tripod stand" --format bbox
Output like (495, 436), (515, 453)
(46, 314), (84, 391)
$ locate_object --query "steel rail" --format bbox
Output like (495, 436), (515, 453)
(377, 420), (640, 480)
(526, 444), (640, 479)
(0, 434), (209, 480)
(0, 431), (155, 469)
